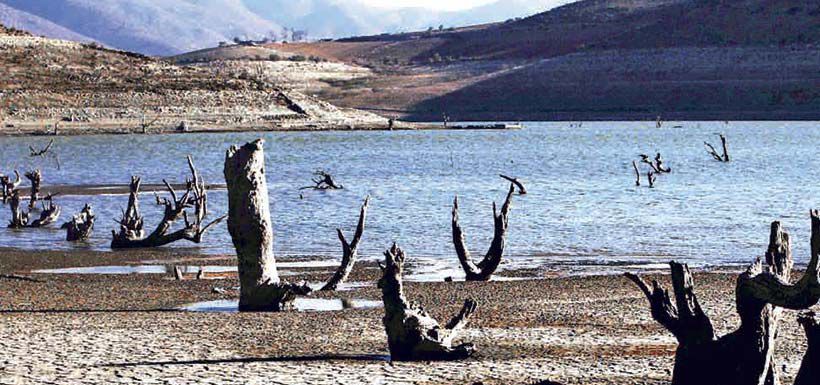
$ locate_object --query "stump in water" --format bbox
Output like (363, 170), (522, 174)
(452, 184), (514, 281)
(379, 243), (477, 361)
(24, 169), (41, 209)
(0, 171), (20, 203)
(632, 161), (641, 186)
(64, 204), (95, 241)
(302, 170), (343, 190)
(499, 174), (527, 195)
(224, 139), (311, 311)
(320, 196), (369, 291)
(7, 191), (29, 228)
(705, 134), (730, 162)
(111, 157), (225, 249)
(626, 214), (820, 385)
(29, 197), (61, 228)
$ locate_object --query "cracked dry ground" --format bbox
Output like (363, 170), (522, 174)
(0, 249), (813, 384)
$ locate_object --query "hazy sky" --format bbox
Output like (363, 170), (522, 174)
(358, 0), (498, 11)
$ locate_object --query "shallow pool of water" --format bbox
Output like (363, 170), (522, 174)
(178, 298), (382, 313)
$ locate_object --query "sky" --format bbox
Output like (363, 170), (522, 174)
(357, 0), (498, 11)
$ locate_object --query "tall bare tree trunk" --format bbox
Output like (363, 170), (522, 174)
(224, 139), (311, 311)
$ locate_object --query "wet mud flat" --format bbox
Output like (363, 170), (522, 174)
(0, 248), (815, 384)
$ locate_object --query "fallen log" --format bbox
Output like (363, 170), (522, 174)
(110, 156), (225, 249)
(452, 184), (514, 281)
(626, 214), (820, 385)
(301, 170), (344, 190)
(320, 196), (369, 291)
(224, 139), (311, 311)
(380, 243), (477, 361)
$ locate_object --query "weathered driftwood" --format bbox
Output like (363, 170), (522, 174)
(224, 139), (311, 311)
(29, 139), (54, 157)
(7, 191), (28, 228)
(500, 174), (527, 195)
(29, 198), (61, 228)
(111, 157), (225, 249)
(379, 243), (477, 361)
(795, 312), (820, 385)
(705, 134), (730, 162)
(320, 196), (369, 291)
(640, 153), (671, 174)
(626, 214), (820, 385)
(24, 169), (41, 209)
(632, 160), (641, 186)
(647, 170), (656, 188)
(452, 184), (514, 281)
(0, 170), (20, 203)
(63, 203), (95, 241)
(301, 170), (344, 190)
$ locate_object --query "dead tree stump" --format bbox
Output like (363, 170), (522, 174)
(7, 191), (28, 228)
(452, 184), (514, 281)
(24, 169), (41, 209)
(379, 243), (477, 361)
(320, 196), (369, 291)
(64, 204), (95, 241)
(796, 312), (820, 385)
(705, 134), (730, 162)
(626, 214), (820, 385)
(0, 171), (20, 203)
(29, 197), (61, 228)
(224, 139), (311, 311)
(111, 157), (225, 249)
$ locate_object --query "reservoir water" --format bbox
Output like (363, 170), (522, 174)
(1, 121), (818, 277)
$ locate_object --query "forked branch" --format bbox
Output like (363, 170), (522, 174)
(321, 196), (369, 291)
(452, 184), (515, 281)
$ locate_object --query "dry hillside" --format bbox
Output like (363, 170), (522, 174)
(0, 25), (389, 134)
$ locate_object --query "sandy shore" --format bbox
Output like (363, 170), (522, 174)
(0, 248), (814, 384)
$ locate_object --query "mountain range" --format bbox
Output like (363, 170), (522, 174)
(0, 0), (567, 55)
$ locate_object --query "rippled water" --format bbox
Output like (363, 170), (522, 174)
(1, 121), (819, 275)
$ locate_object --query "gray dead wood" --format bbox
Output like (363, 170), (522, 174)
(29, 197), (61, 228)
(626, 214), (820, 385)
(224, 139), (312, 311)
(111, 157), (225, 249)
(632, 160), (641, 186)
(0, 171), (20, 203)
(24, 169), (41, 209)
(63, 203), (95, 241)
(452, 184), (514, 281)
(379, 243), (477, 361)
(705, 134), (730, 162)
(320, 196), (369, 291)
(301, 170), (344, 190)
(499, 174), (527, 195)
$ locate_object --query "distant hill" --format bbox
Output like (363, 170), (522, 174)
(0, 0), (281, 55)
(265, 0), (820, 120)
(0, 2), (95, 43)
(0, 0), (561, 55)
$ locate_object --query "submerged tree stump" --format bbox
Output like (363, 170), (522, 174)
(24, 169), (41, 209)
(64, 203), (95, 241)
(452, 184), (514, 281)
(224, 139), (311, 311)
(0, 171), (20, 204)
(7, 191), (29, 228)
(320, 196), (369, 291)
(626, 214), (820, 385)
(379, 243), (477, 361)
(111, 157), (225, 249)
(7, 190), (60, 228)
(705, 134), (730, 162)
